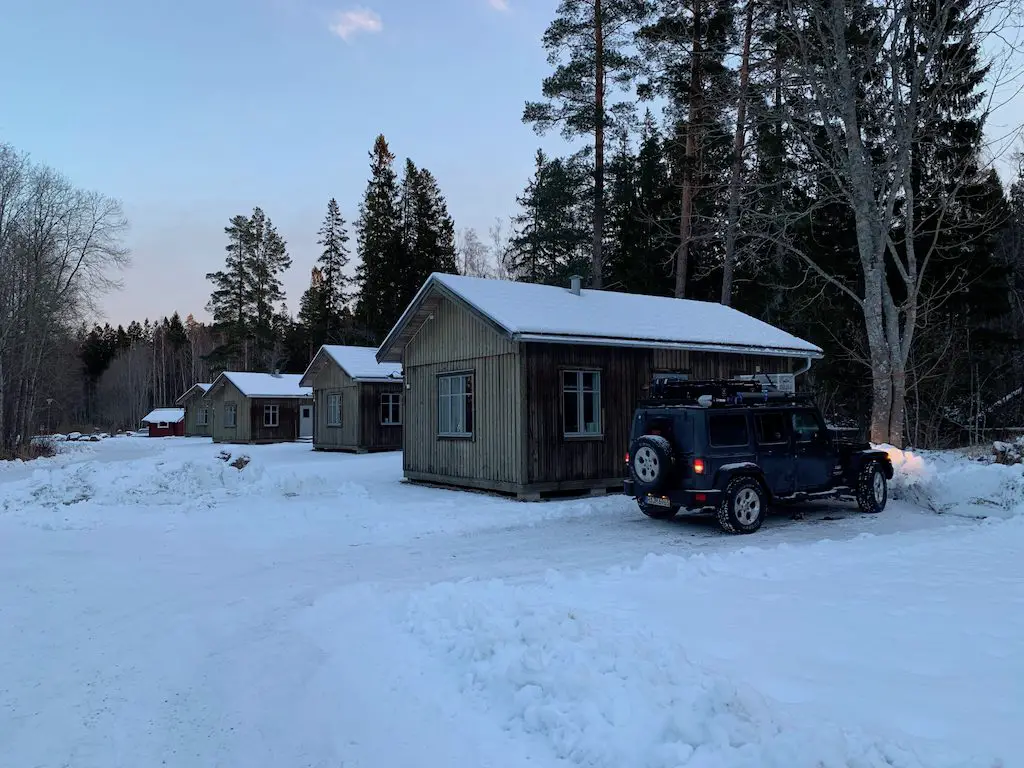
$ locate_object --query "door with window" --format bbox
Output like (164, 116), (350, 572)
(299, 404), (313, 439)
(753, 411), (795, 497)
(792, 409), (834, 491)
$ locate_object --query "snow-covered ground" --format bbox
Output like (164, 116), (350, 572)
(1, 437), (1021, 767)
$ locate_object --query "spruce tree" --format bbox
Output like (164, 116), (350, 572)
(509, 149), (590, 285)
(246, 208), (291, 370)
(524, 0), (651, 289)
(354, 135), (404, 342)
(315, 198), (352, 341)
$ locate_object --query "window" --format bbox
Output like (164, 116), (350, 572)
(792, 410), (822, 443)
(158, 421), (169, 429)
(709, 414), (749, 447)
(755, 412), (788, 445)
(562, 370), (601, 436)
(224, 403), (237, 428)
(264, 404), (279, 428)
(381, 393), (402, 425)
(438, 373), (473, 436)
(197, 408), (209, 426)
(327, 393), (342, 427)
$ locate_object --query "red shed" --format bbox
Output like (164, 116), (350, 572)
(141, 408), (186, 437)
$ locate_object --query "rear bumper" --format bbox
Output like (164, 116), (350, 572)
(623, 479), (720, 510)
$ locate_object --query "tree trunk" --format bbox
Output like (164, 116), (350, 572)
(592, 0), (605, 289)
(721, 0), (754, 306)
(675, 0), (702, 299)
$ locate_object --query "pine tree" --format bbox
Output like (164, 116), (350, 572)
(354, 135), (404, 343)
(524, 0), (651, 289)
(316, 198), (353, 335)
(205, 213), (255, 368)
(246, 208), (291, 370)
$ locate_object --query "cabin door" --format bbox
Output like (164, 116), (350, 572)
(299, 405), (313, 439)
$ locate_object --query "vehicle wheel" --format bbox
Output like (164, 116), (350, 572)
(637, 498), (680, 520)
(629, 435), (674, 496)
(856, 460), (887, 513)
(716, 476), (767, 534)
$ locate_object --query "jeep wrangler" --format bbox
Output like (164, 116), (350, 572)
(623, 377), (895, 534)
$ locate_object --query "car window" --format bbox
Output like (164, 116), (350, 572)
(709, 414), (749, 447)
(755, 412), (788, 445)
(792, 410), (822, 442)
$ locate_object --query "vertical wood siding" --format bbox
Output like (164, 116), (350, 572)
(208, 381), (251, 443)
(182, 395), (211, 437)
(360, 382), (404, 451)
(310, 360), (360, 449)
(403, 297), (523, 486)
(522, 344), (794, 486)
(248, 398), (304, 443)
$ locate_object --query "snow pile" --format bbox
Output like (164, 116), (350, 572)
(993, 437), (1024, 465)
(408, 522), (1022, 767)
(878, 443), (1024, 519)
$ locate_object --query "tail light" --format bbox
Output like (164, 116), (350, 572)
(693, 458), (705, 474)
(624, 452), (630, 464)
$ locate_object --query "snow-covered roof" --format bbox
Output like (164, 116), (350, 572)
(141, 408), (185, 424)
(209, 372), (312, 399)
(175, 382), (211, 404)
(300, 345), (402, 386)
(377, 273), (823, 362)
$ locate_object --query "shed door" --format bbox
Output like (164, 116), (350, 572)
(299, 405), (313, 438)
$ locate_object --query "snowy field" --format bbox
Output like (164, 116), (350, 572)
(1, 437), (1022, 767)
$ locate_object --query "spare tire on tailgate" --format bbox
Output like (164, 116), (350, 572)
(629, 434), (675, 496)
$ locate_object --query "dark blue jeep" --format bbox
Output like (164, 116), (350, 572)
(623, 378), (894, 534)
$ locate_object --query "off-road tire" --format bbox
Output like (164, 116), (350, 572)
(629, 434), (675, 496)
(856, 460), (887, 513)
(716, 476), (767, 534)
(637, 498), (680, 520)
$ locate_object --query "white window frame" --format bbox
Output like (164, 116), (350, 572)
(381, 393), (402, 426)
(562, 369), (602, 437)
(196, 407), (209, 426)
(224, 403), (237, 428)
(326, 393), (342, 427)
(157, 421), (169, 429)
(438, 372), (473, 437)
(264, 404), (280, 428)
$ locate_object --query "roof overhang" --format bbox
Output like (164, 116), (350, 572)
(175, 383), (210, 405)
(514, 333), (824, 359)
(299, 347), (331, 388)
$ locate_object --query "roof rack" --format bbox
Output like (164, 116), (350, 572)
(642, 376), (815, 408)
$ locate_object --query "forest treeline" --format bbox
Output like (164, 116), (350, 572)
(4, 0), (1024, 452)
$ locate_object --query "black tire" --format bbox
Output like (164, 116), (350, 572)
(856, 460), (887, 513)
(629, 435), (675, 496)
(637, 498), (680, 520)
(716, 476), (767, 534)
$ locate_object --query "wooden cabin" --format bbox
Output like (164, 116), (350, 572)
(175, 383), (212, 437)
(299, 345), (403, 453)
(375, 273), (824, 499)
(204, 372), (314, 444)
(141, 408), (185, 437)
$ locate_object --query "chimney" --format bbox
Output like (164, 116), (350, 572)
(569, 274), (582, 295)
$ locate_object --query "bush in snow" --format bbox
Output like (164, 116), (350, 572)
(0, 438), (57, 461)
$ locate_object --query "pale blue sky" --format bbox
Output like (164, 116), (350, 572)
(0, 0), (566, 325)
(1, 1), (1021, 327)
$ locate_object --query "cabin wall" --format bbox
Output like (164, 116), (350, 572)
(359, 381), (404, 451)
(183, 396), (211, 437)
(402, 296), (523, 489)
(248, 398), (305, 443)
(208, 381), (251, 443)
(521, 344), (793, 487)
(311, 362), (361, 449)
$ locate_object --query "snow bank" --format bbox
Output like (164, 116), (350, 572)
(408, 521), (1022, 767)
(878, 443), (1024, 519)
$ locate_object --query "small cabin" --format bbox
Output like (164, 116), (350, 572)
(141, 408), (185, 437)
(204, 372), (314, 444)
(299, 345), (403, 453)
(175, 383), (212, 437)
(376, 273), (824, 499)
